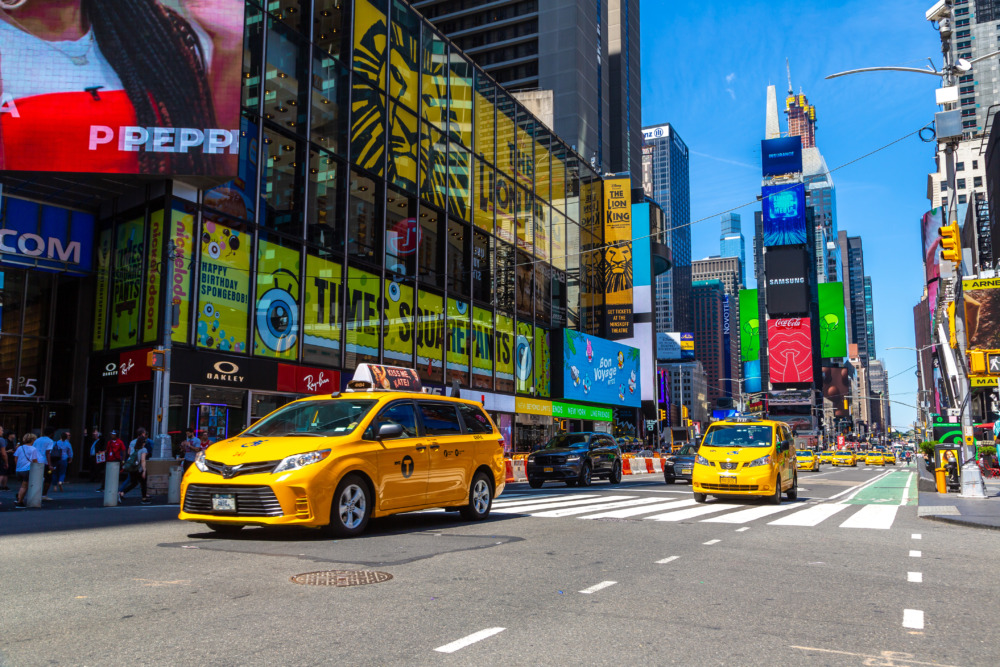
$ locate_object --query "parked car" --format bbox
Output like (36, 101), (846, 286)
(663, 443), (697, 484)
(526, 432), (623, 488)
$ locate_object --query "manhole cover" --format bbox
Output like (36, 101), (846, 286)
(290, 570), (393, 587)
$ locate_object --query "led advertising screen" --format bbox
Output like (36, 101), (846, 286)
(920, 208), (944, 285)
(764, 246), (810, 316)
(739, 289), (760, 362)
(0, 1), (245, 176)
(558, 329), (641, 408)
(762, 184), (807, 246)
(761, 137), (802, 177)
(817, 282), (847, 358)
(962, 277), (1000, 350)
(767, 317), (814, 384)
(656, 332), (695, 361)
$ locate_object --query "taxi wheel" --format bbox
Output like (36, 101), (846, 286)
(693, 492), (707, 503)
(608, 461), (622, 485)
(578, 463), (593, 487)
(786, 474), (798, 501)
(206, 523), (243, 535)
(324, 474), (371, 538)
(459, 471), (493, 521)
(767, 477), (782, 505)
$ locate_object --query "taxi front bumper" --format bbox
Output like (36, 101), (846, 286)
(692, 466), (777, 495)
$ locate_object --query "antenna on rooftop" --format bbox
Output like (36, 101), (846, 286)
(786, 58), (793, 95)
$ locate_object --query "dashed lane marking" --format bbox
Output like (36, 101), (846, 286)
(434, 628), (506, 654)
(908, 572), (922, 583)
(656, 556), (679, 564)
(903, 609), (925, 630)
(579, 580), (617, 595)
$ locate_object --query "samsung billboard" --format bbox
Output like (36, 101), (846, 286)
(761, 137), (803, 176)
(764, 246), (810, 316)
(0, 1), (245, 177)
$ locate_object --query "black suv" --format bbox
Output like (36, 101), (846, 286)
(526, 432), (623, 488)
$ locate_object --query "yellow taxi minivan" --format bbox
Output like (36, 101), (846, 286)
(832, 450), (856, 467)
(179, 365), (506, 537)
(795, 449), (820, 471)
(819, 450), (834, 465)
(865, 450), (886, 466)
(692, 415), (797, 505)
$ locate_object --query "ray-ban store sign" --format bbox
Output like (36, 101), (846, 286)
(0, 196), (94, 275)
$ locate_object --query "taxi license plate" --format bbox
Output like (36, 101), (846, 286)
(212, 494), (236, 511)
(680, 468), (692, 475)
(719, 475), (737, 484)
(544, 467), (554, 473)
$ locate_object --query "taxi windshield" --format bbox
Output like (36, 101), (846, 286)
(243, 399), (377, 437)
(702, 425), (773, 448)
(796, 451), (812, 457)
(675, 444), (697, 456)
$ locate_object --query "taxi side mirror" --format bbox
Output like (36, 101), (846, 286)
(377, 423), (404, 440)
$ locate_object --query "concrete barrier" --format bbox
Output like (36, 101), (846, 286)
(26, 461), (43, 507)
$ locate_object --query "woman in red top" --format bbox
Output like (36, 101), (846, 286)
(0, 0), (242, 175)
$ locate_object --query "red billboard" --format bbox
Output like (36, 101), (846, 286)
(767, 318), (813, 383)
(118, 348), (152, 384)
(277, 364), (340, 396)
(0, 1), (245, 176)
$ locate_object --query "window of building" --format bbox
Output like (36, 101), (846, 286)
(261, 128), (304, 233)
(940, 180), (948, 191)
(957, 162), (965, 171)
(447, 218), (470, 298)
(306, 150), (346, 253)
(348, 171), (383, 267)
(963, 120), (978, 129)
(472, 229), (493, 305)
(959, 194), (968, 204)
(961, 97), (976, 106)
(960, 85), (975, 94)
(958, 178), (966, 189)
(974, 176), (983, 187)
(418, 206), (445, 289)
(385, 187), (417, 278)
(957, 41), (971, 49)
(973, 160), (979, 169)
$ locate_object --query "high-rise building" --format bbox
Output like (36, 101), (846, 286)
(947, 1), (1000, 138)
(643, 123), (692, 333)
(785, 91), (816, 148)
(692, 279), (728, 408)
(868, 359), (891, 433)
(719, 213), (746, 285)
(839, 232), (873, 364)
(692, 255), (743, 394)
(414, 0), (642, 181)
(662, 361), (709, 428)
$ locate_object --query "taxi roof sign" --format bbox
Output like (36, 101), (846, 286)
(347, 364), (423, 393)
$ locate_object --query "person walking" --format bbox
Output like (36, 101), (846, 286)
(88, 428), (105, 483)
(118, 434), (150, 505)
(179, 427), (201, 473)
(35, 426), (56, 500)
(100, 429), (125, 492)
(0, 425), (9, 491)
(12, 433), (40, 508)
(54, 431), (73, 492)
(128, 428), (148, 457)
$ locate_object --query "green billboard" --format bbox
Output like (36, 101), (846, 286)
(739, 289), (760, 362)
(818, 282), (847, 358)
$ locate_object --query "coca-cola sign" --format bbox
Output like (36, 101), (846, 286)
(771, 318), (804, 329)
(767, 318), (813, 384)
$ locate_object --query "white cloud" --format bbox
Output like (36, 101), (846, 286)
(725, 72), (736, 84)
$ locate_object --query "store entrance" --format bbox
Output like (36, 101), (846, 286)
(0, 405), (40, 441)
(191, 386), (247, 443)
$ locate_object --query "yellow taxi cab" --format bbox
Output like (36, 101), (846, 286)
(885, 451), (897, 465)
(832, 450), (856, 467)
(819, 450), (834, 465)
(179, 364), (506, 537)
(692, 415), (797, 505)
(865, 450), (886, 466)
(795, 449), (820, 471)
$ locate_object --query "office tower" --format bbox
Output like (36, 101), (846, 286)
(867, 359), (891, 433)
(692, 255), (744, 393)
(839, 232), (873, 364)
(643, 123), (692, 333)
(692, 278), (730, 408)
(414, 0), (642, 180)
(719, 213), (747, 285)
(864, 276), (876, 360)
(947, 1), (1000, 137)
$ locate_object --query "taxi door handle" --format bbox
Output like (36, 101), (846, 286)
(429, 444), (440, 451)
(415, 445), (427, 452)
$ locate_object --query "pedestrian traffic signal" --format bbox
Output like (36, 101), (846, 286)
(147, 349), (166, 370)
(939, 221), (961, 262)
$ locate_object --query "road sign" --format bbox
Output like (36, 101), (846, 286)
(971, 376), (998, 388)
(646, 420), (656, 431)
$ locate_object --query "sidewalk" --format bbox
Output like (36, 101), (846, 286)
(0, 478), (176, 513)
(915, 461), (1000, 531)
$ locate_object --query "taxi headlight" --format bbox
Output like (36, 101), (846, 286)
(747, 454), (772, 467)
(194, 451), (209, 472)
(273, 449), (332, 474)
(695, 454), (710, 466)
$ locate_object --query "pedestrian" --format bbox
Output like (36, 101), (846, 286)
(100, 430), (126, 492)
(35, 426), (56, 500)
(54, 431), (73, 492)
(88, 428), (106, 483)
(13, 433), (40, 508)
(118, 434), (150, 504)
(128, 427), (148, 458)
(198, 429), (212, 453)
(179, 427), (201, 473)
(0, 425), (8, 491)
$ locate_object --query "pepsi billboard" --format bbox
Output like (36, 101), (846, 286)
(761, 137), (803, 176)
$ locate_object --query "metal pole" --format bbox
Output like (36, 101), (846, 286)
(154, 240), (175, 460)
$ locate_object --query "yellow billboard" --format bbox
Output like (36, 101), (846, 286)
(603, 177), (633, 338)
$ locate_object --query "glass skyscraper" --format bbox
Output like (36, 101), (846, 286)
(719, 212), (746, 286)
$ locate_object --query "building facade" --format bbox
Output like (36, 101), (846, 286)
(661, 360), (709, 432)
(692, 255), (743, 397)
(719, 213), (746, 285)
(839, 232), (873, 364)
(692, 280), (726, 407)
(643, 123), (692, 333)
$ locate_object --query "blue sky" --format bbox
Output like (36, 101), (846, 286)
(640, 0), (945, 430)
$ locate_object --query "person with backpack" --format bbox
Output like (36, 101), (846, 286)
(35, 426), (56, 500)
(88, 428), (105, 482)
(53, 431), (73, 492)
(118, 435), (150, 505)
(12, 433), (41, 508)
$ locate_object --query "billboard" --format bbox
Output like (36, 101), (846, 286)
(762, 184), (807, 246)
(818, 282), (847, 358)
(764, 246), (810, 315)
(761, 137), (803, 176)
(920, 208), (944, 285)
(962, 277), (1000, 350)
(0, 1), (246, 176)
(822, 365), (851, 417)
(558, 329), (641, 408)
(0, 195), (95, 274)
(767, 317), (814, 384)
(656, 332), (695, 361)
(739, 289), (760, 362)
(603, 177), (633, 338)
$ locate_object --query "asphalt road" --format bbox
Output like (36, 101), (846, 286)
(1, 463), (997, 666)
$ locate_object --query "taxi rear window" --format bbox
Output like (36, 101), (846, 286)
(244, 399), (377, 437)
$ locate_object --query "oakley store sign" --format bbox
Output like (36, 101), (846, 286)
(171, 350), (278, 389)
(0, 196), (95, 275)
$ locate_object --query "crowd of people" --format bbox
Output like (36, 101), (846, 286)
(0, 425), (214, 509)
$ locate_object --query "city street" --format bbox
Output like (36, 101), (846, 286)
(2, 464), (996, 666)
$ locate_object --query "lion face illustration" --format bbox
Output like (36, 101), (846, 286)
(602, 242), (633, 294)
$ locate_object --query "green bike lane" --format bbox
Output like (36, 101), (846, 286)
(843, 469), (917, 506)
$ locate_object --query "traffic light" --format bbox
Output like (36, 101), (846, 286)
(146, 349), (166, 370)
(939, 221), (961, 262)
(659, 409), (666, 421)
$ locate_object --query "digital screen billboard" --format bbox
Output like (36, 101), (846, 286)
(762, 184), (807, 246)
(656, 332), (695, 361)
(761, 137), (803, 176)
(0, 1), (245, 176)
(558, 329), (641, 408)
(739, 289), (760, 362)
(767, 317), (814, 384)
(962, 277), (1000, 350)
(818, 282), (847, 358)
(764, 246), (810, 316)
(603, 177), (634, 339)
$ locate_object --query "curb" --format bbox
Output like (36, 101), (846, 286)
(920, 513), (1000, 532)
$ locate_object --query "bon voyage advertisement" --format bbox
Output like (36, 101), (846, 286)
(560, 330), (641, 408)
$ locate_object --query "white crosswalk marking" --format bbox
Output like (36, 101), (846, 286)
(530, 497), (668, 518)
(492, 494), (599, 508)
(839, 504), (899, 530)
(701, 503), (800, 524)
(492, 495), (633, 514)
(646, 503), (741, 522)
(582, 499), (698, 519)
(768, 502), (852, 526)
